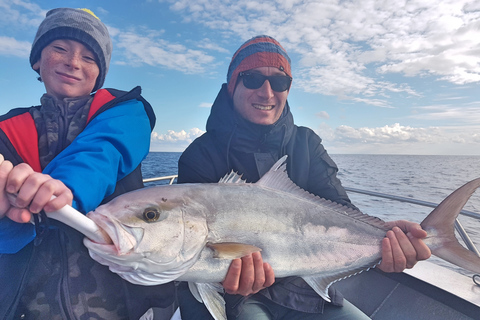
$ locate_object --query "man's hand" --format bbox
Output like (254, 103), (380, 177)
(222, 251), (275, 296)
(378, 220), (431, 272)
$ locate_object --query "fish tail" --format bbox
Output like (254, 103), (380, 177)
(421, 177), (480, 274)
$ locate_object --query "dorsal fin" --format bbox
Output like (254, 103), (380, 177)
(219, 171), (247, 184)
(219, 156), (388, 230)
(256, 155), (294, 191)
(257, 156), (389, 230)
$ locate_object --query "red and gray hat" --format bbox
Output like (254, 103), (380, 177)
(30, 8), (112, 92)
(226, 35), (292, 97)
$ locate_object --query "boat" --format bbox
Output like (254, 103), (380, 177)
(143, 176), (480, 320)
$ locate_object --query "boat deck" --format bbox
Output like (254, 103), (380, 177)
(334, 261), (480, 319)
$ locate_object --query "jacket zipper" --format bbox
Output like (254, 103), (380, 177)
(59, 231), (75, 320)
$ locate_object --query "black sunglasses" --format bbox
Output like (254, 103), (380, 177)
(238, 72), (292, 92)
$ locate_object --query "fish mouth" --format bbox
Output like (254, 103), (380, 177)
(86, 212), (144, 255)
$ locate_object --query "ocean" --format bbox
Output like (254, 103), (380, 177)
(142, 152), (480, 275)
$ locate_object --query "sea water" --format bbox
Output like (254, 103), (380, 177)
(142, 152), (480, 275)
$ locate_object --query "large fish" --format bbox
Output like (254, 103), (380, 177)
(83, 156), (480, 320)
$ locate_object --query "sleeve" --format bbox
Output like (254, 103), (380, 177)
(177, 134), (222, 184)
(305, 132), (358, 210)
(43, 99), (151, 214)
(0, 130), (36, 254)
(0, 99), (151, 254)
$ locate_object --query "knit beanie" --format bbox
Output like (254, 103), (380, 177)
(30, 8), (112, 92)
(227, 35), (291, 97)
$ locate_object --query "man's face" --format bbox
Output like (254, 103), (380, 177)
(232, 66), (290, 125)
(33, 39), (99, 100)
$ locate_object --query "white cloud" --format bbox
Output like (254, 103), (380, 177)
(411, 103), (480, 124)
(349, 97), (392, 108)
(151, 128), (204, 142)
(315, 123), (480, 155)
(115, 30), (217, 74)
(0, 0), (45, 29)
(164, 0), (480, 103)
(333, 123), (440, 144)
(199, 102), (212, 108)
(0, 36), (31, 57)
(150, 128), (204, 151)
(150, 123), (480, 154)
(316, 111), (330, 120)
(196, 38), (229, 53)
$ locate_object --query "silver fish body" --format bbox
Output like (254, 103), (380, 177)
(84, 156), (480, 320)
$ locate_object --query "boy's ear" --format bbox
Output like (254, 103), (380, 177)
(32, 61), (40, 71)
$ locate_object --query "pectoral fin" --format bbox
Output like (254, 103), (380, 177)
(189, 282), (226, 320)
(302, 275), (332, 302)
(303, 263), (378, 303)
(206, 242), (261, 259)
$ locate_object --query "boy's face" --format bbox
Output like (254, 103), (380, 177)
(232, 66), (290, 126)
(32, 39), (99, 99)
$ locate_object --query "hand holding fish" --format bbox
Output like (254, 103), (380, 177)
(222, 252), (275, 296)
(0, 154), (73, 222)
(379, 220), (432, 273)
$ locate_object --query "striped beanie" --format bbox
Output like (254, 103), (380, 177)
(227, 35), (291, 97)
(30, 8), (112, 92)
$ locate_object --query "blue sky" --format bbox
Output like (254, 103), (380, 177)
(2, 0), (480, 155)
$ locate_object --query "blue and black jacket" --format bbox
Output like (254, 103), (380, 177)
(0, 87), (175, 320)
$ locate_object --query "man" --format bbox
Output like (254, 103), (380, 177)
(178, 35), (431, 319)
(0, 8), (175, 319)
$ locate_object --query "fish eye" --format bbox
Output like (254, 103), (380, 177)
(143, 207), (162, 222)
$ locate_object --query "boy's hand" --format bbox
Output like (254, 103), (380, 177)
(0, 154), (73, 223)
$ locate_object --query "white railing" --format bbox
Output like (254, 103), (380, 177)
(143, 175), (177, 185)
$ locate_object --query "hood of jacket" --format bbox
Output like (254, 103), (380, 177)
(206, 83), (295, 156)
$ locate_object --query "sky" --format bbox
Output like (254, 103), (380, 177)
(2, 0), (480, 155)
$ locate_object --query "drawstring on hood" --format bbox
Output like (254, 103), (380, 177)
(277, 122), (288, 156)
(225, 122), (238, 170)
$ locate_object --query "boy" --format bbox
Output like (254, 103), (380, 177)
(0, 8), (175, 319)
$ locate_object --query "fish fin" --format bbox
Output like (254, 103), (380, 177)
(138, 308), (154, 320)
(302, 275), (332, 302)
(206, 242), (262, 259)
(221, 156), (387, 231)
(256, 156), (388, 229)
(421, 177), (480, 274)
(188, 281), (203, 303)
(219, 171), (247, 184)
(190, 282), (227, 320)
(303, 263), (379, 303)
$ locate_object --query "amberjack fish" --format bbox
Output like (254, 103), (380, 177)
(81, 156), (480, 320)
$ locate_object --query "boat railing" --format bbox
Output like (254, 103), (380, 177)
(143, 175), (177, 185)
(143, 175), (480, 257)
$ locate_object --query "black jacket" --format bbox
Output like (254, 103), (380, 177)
(178, 84), (355, 315)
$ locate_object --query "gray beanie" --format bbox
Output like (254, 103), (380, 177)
(30, 8), (112, 92)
